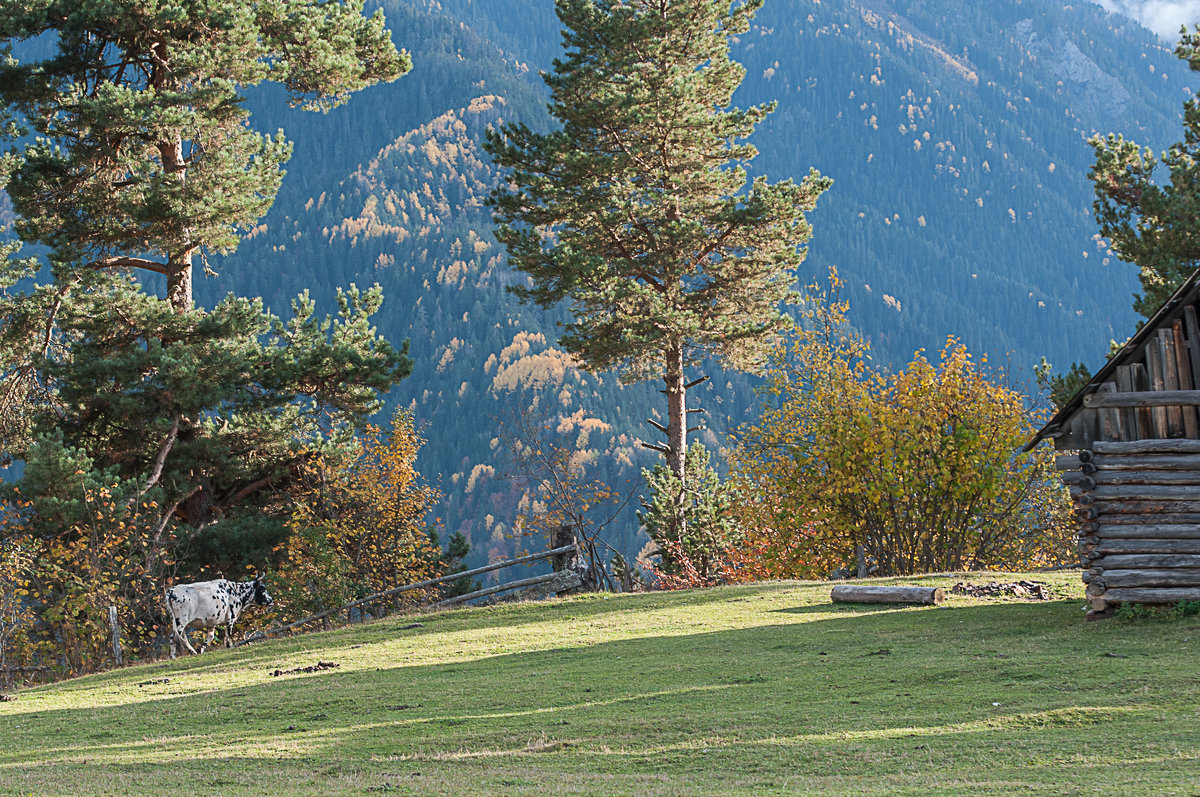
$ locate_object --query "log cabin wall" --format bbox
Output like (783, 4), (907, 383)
(1031, 272), (1200, 615)
(1056, 441), (1200, 612)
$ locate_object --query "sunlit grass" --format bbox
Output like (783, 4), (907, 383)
(2, 572), (1198, 795)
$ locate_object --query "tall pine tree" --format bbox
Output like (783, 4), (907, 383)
(486, 0), (829, 534)
(0, 1), (412, 576)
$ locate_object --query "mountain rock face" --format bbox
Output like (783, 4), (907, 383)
(8, 0), (1189, 564)
(1013, 18), (1132, 121)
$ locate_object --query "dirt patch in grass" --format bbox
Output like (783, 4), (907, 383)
(269, 661), (340, 677)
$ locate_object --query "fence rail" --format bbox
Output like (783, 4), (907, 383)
(1, 665), (51, 687)
(238, 543), (578, 646)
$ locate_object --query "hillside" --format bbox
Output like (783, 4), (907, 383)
(6, 0), (1196, 562)
(1, 574), (1197, 795)
(209, 0), (1194, 563)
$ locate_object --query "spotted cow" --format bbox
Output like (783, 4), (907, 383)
(165, 577), (274, 658)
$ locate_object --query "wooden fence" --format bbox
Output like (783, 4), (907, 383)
(237, 541), (581, 646)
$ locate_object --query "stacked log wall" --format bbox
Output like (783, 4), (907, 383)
(1058, 440), (1200, 612)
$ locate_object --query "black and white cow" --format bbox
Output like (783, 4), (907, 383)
(165, 577), (274, 658)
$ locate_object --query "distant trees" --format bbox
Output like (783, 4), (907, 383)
(1091, 26), (1200, 318)
(485, 0), (829, 541)
(730, 275), (1073, 577)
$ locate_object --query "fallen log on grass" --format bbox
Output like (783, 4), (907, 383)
(830, 585), (945, 605)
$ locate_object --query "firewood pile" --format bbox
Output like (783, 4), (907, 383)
(950, 580), (1053, 600)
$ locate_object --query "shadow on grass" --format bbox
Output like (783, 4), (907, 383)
(20, 575), (1088, 698)
(0, 598), (1158, 780)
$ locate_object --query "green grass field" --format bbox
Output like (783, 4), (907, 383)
(1, 573), (1198, 796)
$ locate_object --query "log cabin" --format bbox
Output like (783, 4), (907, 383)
(1027, 269), (1200, 617)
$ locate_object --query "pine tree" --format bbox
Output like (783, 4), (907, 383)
(485, 0), (829, 536)
(0, 2), (412, 575)
(1091, 27), (1200, 318)
(0, 0), (409, 310)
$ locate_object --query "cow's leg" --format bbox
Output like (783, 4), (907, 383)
(225, 622), (235, 648)
(200, 626), (217, 653)
(175, 629), (199, 656)
(172, 617), (199, 656)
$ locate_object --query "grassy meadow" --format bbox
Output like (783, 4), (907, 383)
(1, 572), (1198, 796)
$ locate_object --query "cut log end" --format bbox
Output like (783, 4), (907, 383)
(830, 585), (945, 605)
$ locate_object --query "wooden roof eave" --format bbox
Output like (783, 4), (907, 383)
(1025, 268), (1200, 452)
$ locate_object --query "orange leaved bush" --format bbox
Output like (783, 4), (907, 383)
(272, 410), (441, 619)
(729, 273), (1073, 578)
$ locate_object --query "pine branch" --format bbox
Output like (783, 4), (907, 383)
(85, 256), (170, 276)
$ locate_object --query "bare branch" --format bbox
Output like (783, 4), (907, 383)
(132, 415), (182, 506)
(85, 256), (170, 276)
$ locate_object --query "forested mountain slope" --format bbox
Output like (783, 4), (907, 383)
(191, 0), (1197, 562)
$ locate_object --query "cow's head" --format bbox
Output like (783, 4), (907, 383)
(252, 576), (275, 607)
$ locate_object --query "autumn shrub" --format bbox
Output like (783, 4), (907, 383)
(0, 478), (182, 675)
(498, 404), (635, 590)
(0, 524), (37, 680)
(730, 276), (1073, 578)
(272, 410), (441, 619)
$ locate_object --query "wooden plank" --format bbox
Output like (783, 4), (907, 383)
(1054, 454), (1081, 472)
(1131, 362), (1154, 438)
(1071, 411), (1096, 451)
(1096, 382), (1122, 441)
(1096, 539), (1200, 555)
(830, 585), (945, 605)
(1160, 329), (1185, 436)
(1091, 455), (1200, 470)
(1097, 524), (1200, 539)
(1173, 320), (1199, 436)
(1184, 305), (1200, 392)
(1084, 390), (1200, 408)
(1094, 500), (1200, 515)
(1094, 553), (1200, 568)
(1101, 513), (1200, 525)
(1103, 587), (1200, 603)
(1093, 440), (1200, 454)
(1146, 337), (1169, 438)
(1115, 364), (1139, 441)
(1087, 484), (1200, 500)
(434, 571), (582, 608)
(1092, 470), (1200, 485)
(1059, 470), (1083, 486)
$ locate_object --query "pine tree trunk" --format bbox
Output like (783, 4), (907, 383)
(153, 45), (193, 313)
(161, 136), (193, 312)
(166, 255), (192, 312)
(665, 342), (687, 540)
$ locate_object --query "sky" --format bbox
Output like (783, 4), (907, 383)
(1097, 0), (1200, 39)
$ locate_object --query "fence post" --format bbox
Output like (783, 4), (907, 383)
(108, 606), (123, 667)
(551, 525), (575, 572)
